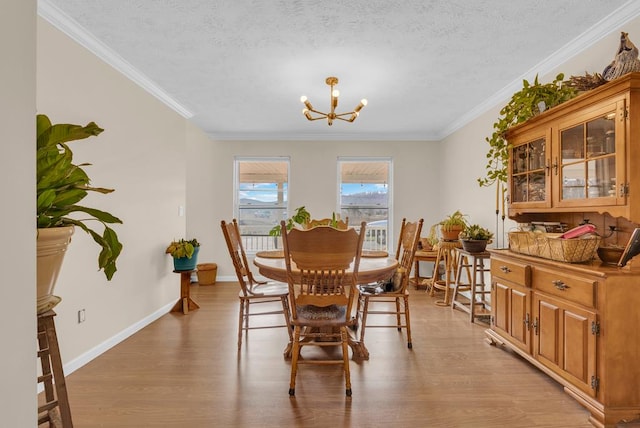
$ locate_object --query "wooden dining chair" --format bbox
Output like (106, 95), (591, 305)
(281, 220), (366, 397)
(220, 219), (292, 352)
(355, 218), (423, 349)
(305, 217), (349, 230)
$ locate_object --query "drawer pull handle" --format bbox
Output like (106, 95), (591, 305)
(500, 266), (511, 273)
(552, 280), (569, 290)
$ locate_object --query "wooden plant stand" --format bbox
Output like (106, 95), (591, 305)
(171, 270), (200, 314)
(37, 310), (73, 427)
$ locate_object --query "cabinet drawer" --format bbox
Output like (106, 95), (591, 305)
(533, 267), (596, 308)
(491, 258), (531, 286)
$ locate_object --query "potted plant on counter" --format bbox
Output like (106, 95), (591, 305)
(37, 114), (123, 314)
(459, 224), (494, 253)
(166, 238), (200, 271)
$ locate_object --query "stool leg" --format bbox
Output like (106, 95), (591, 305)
(38, 313), (73, 427)
(451, 252), (465, 308)
(470, 257), (478, 322)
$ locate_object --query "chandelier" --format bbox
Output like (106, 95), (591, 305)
(300, 77), (367, 126)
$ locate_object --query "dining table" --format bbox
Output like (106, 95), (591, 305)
(253, 249), (398, 360)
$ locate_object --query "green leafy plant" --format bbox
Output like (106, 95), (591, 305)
(37, 114), (123, 280)
(459, 224), (494, 241)
(269, 206), (311, 236)
(439, 210), (468, 231)
(478, 73), (578, 188)
(165, 239), (200, 259)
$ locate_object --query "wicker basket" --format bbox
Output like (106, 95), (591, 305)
(508, 231), (600, 263)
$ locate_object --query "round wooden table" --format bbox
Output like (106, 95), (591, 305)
(254, 253), (398, 285)
(253, 253), (398, 360)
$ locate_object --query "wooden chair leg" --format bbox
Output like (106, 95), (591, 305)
(404, 295), (412, 349)
(358, 296), (370, 344)
(237, 299), (245, 351)
(289, 327), (301, 396)
(341, 327), (352, 397)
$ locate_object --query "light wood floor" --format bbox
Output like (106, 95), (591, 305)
(59, 281), (594, 428)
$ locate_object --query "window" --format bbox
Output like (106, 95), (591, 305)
(338, 158), (392, 251)
(234, 157), (289, 252)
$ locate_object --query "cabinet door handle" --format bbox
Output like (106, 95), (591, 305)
(545, 159), (550, 176)
(552, 157), (558, 176)
(524, 313), (530, 330)
(532, 317), (539, 335)
(500, 266), (511, 273)
(552, 280), (569, 290)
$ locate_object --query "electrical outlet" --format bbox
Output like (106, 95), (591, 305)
(78, 309), (86, 323)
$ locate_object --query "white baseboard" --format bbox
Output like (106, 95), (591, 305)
(38, 301), (174, 393)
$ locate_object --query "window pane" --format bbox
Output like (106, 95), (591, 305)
(338, 159), (391, 251)
(235, 159), (289, 252)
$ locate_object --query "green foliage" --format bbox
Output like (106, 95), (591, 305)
(165, 239), (200, 259)
(459, 224), (494, 241)
(269, 206), (311, 236)
(36, 114), (123, 280)
(439, 210), (468, 231)
(478, 73), (578, 188)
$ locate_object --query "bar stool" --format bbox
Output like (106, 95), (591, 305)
(451, 248), (491, 322)
(428, 239), (463, 306)
(38, 310), (73, 427)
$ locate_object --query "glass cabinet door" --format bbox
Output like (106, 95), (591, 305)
(511, 137), (548, 205)
(556, 102), (620, 207)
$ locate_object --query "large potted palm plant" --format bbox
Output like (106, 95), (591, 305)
(36, 114), (123, 313)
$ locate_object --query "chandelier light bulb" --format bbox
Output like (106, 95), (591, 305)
(300, 76), (366, 125)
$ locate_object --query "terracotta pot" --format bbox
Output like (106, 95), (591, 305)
(441, 225), (463, 241)
(37, 226), (74, 314)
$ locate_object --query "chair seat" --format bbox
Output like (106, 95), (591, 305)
(240, 281), (289, 298)
(357, 283), (385, 295)
(293, 304), (351, 327)
(358, 284), (408, 297)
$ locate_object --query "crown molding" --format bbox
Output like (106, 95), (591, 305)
(207, 131), (438, 142)
(37, 0), (193, 119)
(440, 0), (640, 139)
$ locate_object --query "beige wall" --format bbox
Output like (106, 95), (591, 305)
(6, 5), (640, 423)
(36, 17), (192, 369)
(186, 140), (442, 279)
(1, 1), (37, 426)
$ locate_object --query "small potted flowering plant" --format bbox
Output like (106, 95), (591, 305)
(166, 238), (200, 271)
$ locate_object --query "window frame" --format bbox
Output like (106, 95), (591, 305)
(337, 157), (393, 251)
(233, 156), (290, 253)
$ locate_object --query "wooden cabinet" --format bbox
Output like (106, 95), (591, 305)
(490, 257), (532, 353)
(507, 73), (640, 223)
(487, 250), (640, 428)
(532, 292), (597, 397)
(493, 73), (640, 427)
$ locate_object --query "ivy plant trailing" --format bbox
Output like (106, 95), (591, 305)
(478, 73), (578, 188)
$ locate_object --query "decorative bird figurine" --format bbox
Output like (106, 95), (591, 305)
(603, 32), (640, 81)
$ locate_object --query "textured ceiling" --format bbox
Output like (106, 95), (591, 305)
(41, 0), (638, 141)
